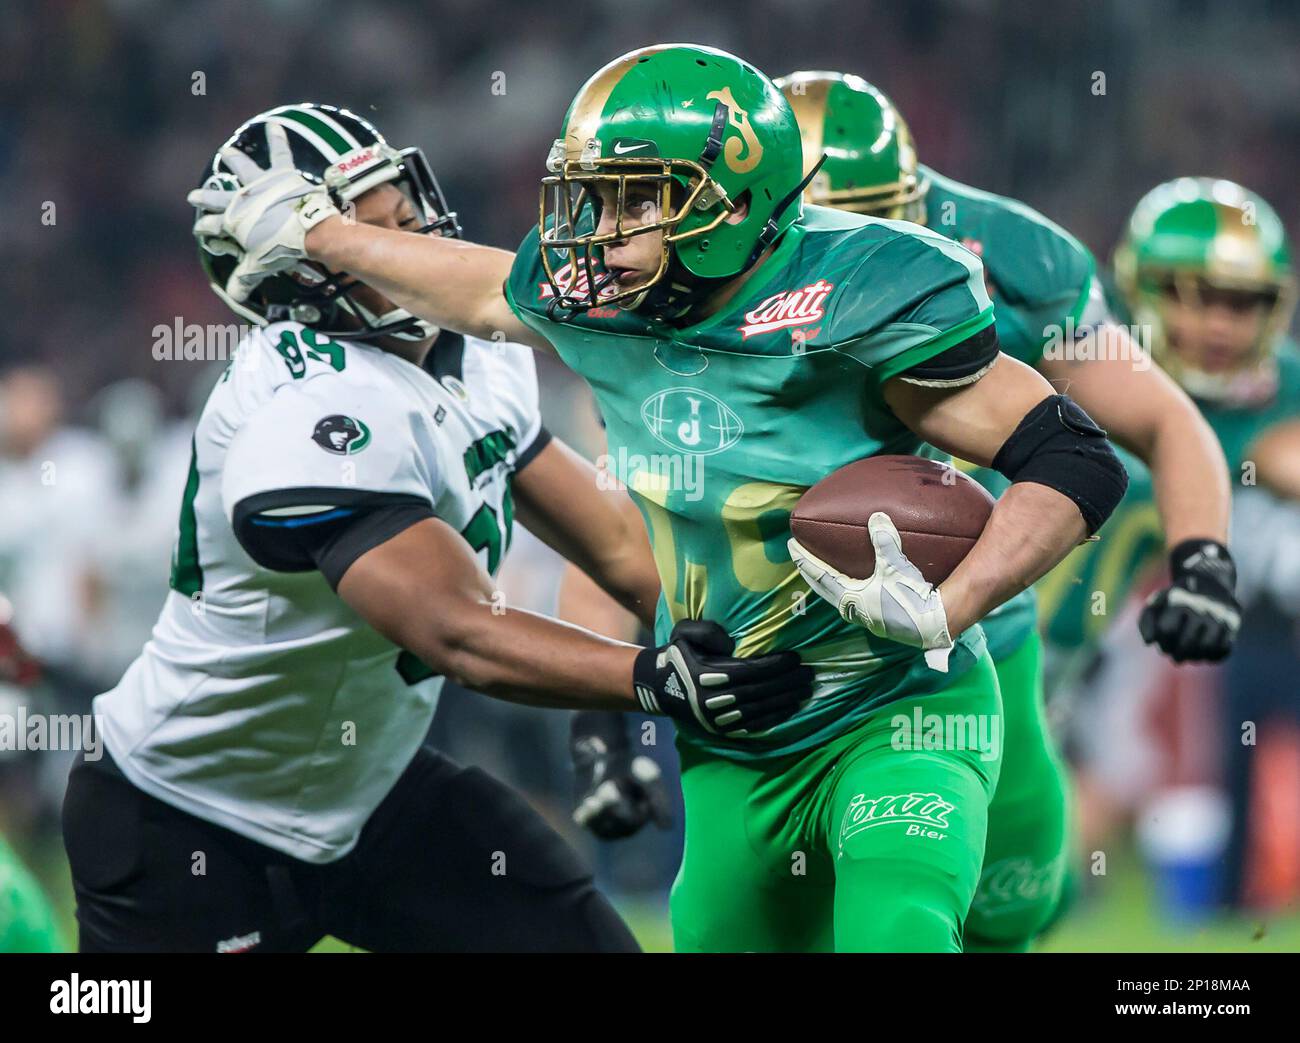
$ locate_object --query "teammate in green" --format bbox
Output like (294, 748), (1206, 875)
(0, 836), (64, 952)
(777, 72), (1240, 951)
(191, 43), (1131, 952)
(1039, 177), (1299, 654)
(0, 618), (66, 952)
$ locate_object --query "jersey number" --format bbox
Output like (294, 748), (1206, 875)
(274, 329), (346, 379)
(170, 439), (203, 596)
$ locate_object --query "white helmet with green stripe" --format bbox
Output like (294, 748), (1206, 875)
(196, 103), (461, 341)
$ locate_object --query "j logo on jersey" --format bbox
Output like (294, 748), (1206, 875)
(311, 415), (372, 455)
(640, 387), (743, 456)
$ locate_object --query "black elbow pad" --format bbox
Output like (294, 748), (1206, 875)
(991, 395), (1129, 535)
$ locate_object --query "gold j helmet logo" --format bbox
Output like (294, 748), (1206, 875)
(706, 86), (763, 174)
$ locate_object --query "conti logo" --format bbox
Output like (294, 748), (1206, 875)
(838, 791), (956, 852)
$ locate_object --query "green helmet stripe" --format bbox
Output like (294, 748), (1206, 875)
(262, 114), (341, 160)
(298, 106), (365, 151)
(273, 107), (353, 155)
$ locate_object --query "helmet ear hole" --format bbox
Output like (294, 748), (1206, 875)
(726, 190), (752, 224)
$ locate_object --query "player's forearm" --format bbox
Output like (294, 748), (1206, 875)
(1088, 328), (1229, 546)
(939, 481), (1088, 636)
(415, 597), (642, 710)
(583, 509), (662, 630)
(305, 216), (523, 343)
(1143, 400), (1230, 547)
(335, 518), (640, 709)
(588, 548), (660, 630)
(1248, 420), (1300, 502)
(557, 563), (648, 640)
(513, 441), (661, 629)
(1043, 327), (1229, 546)
(545, 527), (659, 631)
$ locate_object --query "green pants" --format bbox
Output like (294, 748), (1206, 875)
(964, 631), (1071, 952)
(670, 653), (1002, 952)
(0, 836), (65, 953)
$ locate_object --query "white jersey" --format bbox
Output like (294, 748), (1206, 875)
(95, 322), (543, 863)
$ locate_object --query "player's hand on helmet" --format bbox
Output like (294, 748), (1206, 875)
(633, 619), (813, 737)
(186, 123), (339, 303)
(570, 711), (672, 840)
(1138, 539), (1240, 663)
(788, 511), (954, 672)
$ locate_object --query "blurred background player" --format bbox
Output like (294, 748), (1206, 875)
(0, 597), (65, 952)
(1057, 178), (1300, 917)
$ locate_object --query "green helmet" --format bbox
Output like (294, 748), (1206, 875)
(540, 44), (806, 317)
(775, 71), (928, 223)
(1114, 177), (1295, 401)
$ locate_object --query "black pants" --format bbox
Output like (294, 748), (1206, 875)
(62, 746), (640, 953)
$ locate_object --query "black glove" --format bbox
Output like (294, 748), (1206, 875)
(632, 619), (814, 737)
(1138, 539), (1241, 663)
(570, 710), (672, 840)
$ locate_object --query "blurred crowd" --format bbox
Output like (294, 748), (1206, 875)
(2, 0), (1300, 934)
(4, 0), (1300, 412)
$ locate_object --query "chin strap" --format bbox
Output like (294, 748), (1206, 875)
(740, 153), (826, 273)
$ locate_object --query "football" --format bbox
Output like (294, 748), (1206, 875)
(789, 455), (995, 585)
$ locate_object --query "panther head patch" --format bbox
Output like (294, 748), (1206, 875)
(311, 415), (371, 455)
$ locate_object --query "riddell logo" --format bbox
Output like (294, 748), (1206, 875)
(335, 147), (381, 174)
(737, 279), (834, 339)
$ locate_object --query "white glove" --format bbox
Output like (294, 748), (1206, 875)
(788, 511), (955, 672)
(186, 122), (339, 302)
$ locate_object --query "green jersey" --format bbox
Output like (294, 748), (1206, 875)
(0, 836), (64, 952)
(920, 167), (1097, 659)
(1038, 339), (1300, 650)
(506, 204), (995, 759)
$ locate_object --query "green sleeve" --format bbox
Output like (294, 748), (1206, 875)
(0, 842), (66, 952)
(996, 220), (1096, 366)
(829, 230), (995, 383)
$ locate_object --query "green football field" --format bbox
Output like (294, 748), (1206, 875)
(309, 851), (1300, 953)
(27, 838), (1300, 953)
